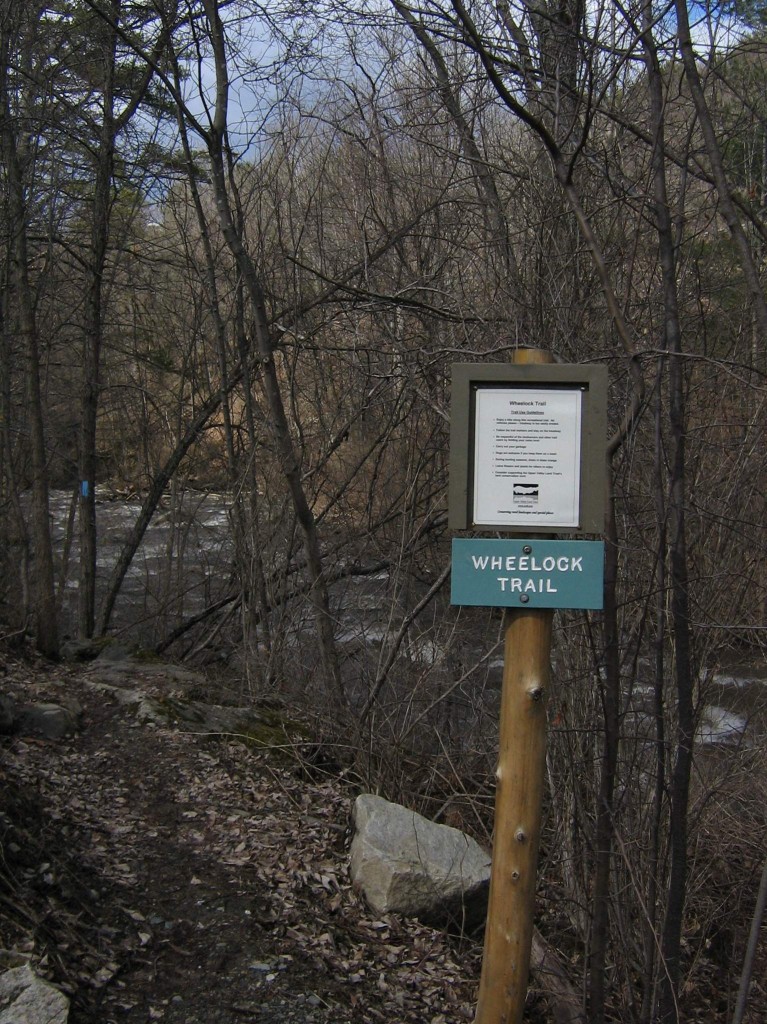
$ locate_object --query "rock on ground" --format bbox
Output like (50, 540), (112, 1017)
(350, 793), (491, 929)
(0, 963), (69, 1024)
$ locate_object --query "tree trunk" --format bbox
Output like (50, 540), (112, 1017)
(200, 0), (343, 705)
(644, 16), (695, 1020)
(0, 4), (58, 657)
(78, 2), (118, 639)
(588, 468), (619, 1024)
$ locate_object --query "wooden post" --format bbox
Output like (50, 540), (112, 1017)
(474, 347), (554, 1024)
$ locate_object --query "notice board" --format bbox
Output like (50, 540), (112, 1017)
(448, 363), (607, 535)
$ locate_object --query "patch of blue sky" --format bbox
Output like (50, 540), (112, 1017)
(687, 0), (752, 48)
(175, 4), (355, 155)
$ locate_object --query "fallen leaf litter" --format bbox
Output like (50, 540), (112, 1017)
(1, 654), (482, 1023)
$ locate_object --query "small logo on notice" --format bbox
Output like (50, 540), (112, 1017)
(513, 483), (539, 503)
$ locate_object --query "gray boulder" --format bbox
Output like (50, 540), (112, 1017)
(350, 793), (490, 929)
(0, 964), (69, 1024)
(15, 703), (80, 740)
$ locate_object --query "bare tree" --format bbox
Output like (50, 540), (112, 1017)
(0, 0), (59, 657)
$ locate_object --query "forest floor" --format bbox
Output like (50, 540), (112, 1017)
(0, 647), (487, 1024)
(2, 645), (765, 1024)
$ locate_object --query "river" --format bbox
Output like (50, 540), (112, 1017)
(46, 489), (766, 748)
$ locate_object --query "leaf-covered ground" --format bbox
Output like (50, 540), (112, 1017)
(0, 650), (485, 1023)
(4, 647), (763, 1024)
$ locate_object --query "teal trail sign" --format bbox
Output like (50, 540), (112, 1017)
(451, 538), (604, 609)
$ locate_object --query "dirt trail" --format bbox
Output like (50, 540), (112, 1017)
(1, 653), (480, 1023)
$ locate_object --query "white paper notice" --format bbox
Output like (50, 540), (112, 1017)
(473, 388), (582, 528)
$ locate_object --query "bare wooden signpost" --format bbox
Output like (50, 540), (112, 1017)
(449, 349), (606, 1024)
